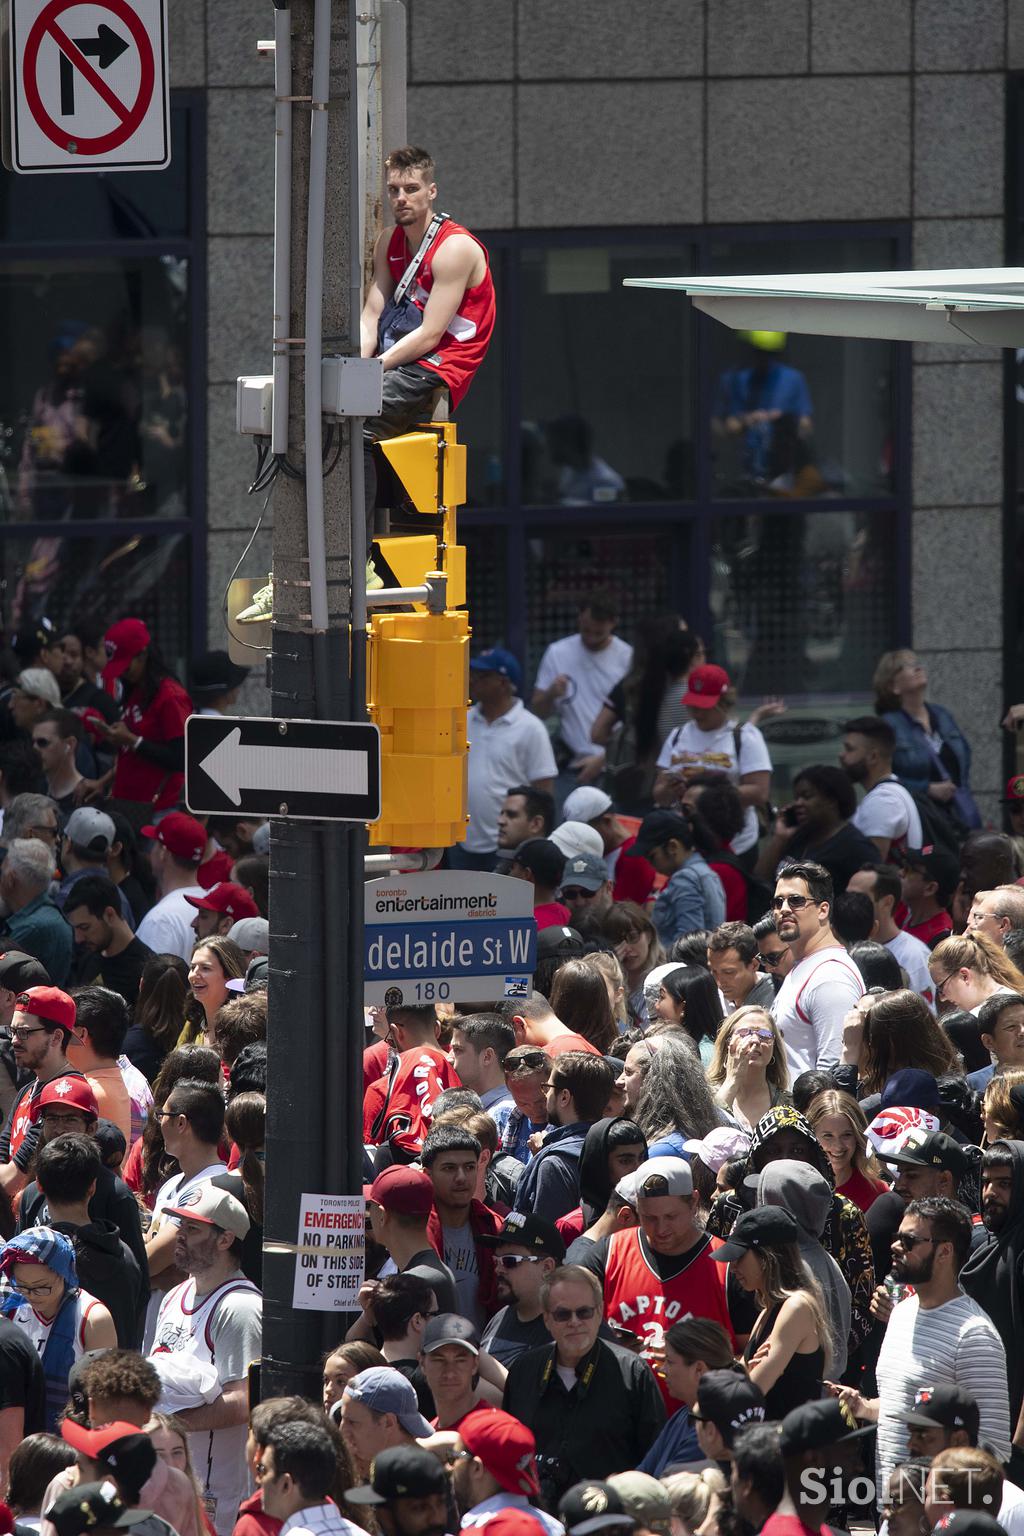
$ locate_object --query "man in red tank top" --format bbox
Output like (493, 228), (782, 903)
(575, 1156), (743, 1410)
(360, 145), (495, 521)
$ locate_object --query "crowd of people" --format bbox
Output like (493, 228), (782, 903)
(1, 593), (1024, 1536)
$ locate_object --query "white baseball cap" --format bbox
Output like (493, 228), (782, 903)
(562, 787), (613, 824)
(550, 821), (604, 860)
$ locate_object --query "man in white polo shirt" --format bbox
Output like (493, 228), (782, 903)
(840, 716), (922, 861)
(455, 648), (556, 872)
(770, 861), (864, 1077)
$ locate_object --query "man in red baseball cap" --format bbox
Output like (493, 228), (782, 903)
(135, 813), (209, 963)
(93, 618), (192, 813)
(185, 882), (260, 943)
(653, 661), (772, 861)
(358, 1166), (458, 1317)
(0, 985), (84, 1202)
(453, 1407), (562, 1536)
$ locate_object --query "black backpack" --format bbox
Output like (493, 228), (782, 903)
(903, 785), (967, 859)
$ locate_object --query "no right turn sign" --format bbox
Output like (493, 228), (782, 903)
(5, 0), (170, 173)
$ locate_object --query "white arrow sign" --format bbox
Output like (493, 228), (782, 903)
(200, 726), (370, 808)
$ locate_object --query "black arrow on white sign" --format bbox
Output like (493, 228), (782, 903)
(185, 715), (381, 823)
(60, 26), (130, 116)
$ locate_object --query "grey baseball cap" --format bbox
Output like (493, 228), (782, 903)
(342, 1367), (432, 1438)
(65, 807), (116, 855)
(226, 916), (269, 953)
(560, 851), (609, 892)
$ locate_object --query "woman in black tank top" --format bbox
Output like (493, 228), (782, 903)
(713, 1205), (830, 1419)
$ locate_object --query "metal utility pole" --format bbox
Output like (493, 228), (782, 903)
(261, 0), (367, 1398)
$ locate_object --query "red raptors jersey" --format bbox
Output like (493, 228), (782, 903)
(385, 221), (495, 407)
(363, 1045), (460, 1147)
(603, 1227), (737, 1408)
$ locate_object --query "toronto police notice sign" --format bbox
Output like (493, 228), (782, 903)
(291, 1193), (364, 1312)
(364, 871), (536, 1006)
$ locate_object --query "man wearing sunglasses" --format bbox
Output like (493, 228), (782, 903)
(502, 1263), (664, 1509)
(479, 1212), (566, 1366)
(833, 1195), (1011, 1504)
(0, 984), (83, 1204)
(768, 862), (864, 1079)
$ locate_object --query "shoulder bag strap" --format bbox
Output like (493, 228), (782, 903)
(392, 212), (448, 304)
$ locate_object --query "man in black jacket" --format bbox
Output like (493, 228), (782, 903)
(502, 1263), (664, 1509)
(16, 1085), (148, 1285)
(32, 1132), (145, 1346)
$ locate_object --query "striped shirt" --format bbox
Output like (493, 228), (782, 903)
(876, 1290), (1011, 1496)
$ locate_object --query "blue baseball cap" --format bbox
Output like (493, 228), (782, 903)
(470, 647), (522, 691)
(342, 1367), (432, 1438)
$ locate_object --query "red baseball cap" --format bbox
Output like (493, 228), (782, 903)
(1004, 774), (1024, 805)
(364, 1165), (434, 1218)
(16, 985), (76, 1033)
(682, 663), (731, 710)
(472, 1513), (548, 1536)
(30, 1075), (98, 1123)
(458, 1408), (541, 1497)
(141, 812), (207, 864)
(185, 882), (259, 920)
(102, 618), (151, 684)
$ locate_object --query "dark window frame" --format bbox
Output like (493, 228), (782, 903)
(0, 89), (207, 658)
(462, 219), (913, 699)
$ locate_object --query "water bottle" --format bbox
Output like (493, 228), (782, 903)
(884, 1274), (908, 1306)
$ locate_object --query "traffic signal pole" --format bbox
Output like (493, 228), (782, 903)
(262, 0), (366, 1397)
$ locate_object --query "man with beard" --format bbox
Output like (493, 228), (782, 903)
(769, 862), (864, 1077)
(453, 1407), (562, 1536)
(66, 874), (152, 1002)
(0, 984), (84, 1202)
(479, 1213), (565, 1366)
(834, 1196), (1011, 1503)
(839, 717), (923, 860)
(960, 1140), (1024, 1444)
(346, 1445), (450, 1536)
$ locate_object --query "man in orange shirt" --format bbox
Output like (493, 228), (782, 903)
(66, 986), (134, 1154)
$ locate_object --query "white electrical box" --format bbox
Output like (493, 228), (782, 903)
(321, 356), (384, 417)
(236, 376), (274, 436)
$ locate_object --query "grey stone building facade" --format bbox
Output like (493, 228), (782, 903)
(15, 1), (1018, 822)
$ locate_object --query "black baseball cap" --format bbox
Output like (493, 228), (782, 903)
(421, 1312), (481, 1355)
(885, 1130), (971, 1179)
(0, 950), (50, 994)
(558, 1482), (634, 1536)
(627, 810), (691, 859)
(901, 1385), (980, 1439)
(692, 1368), (766, 1448)
(346, 1446), (448, 1506)
(780, 1398), (876, 1457)
(512, 838), (566, 889)
(48, 1483), (153, 1536)
(479, 1211), (566, 1261)
(711, 1204), (800, 1263)
(189, 649), (249, 696)
(535, 924), (586, 962)
(932, 1518), (1007, 1536)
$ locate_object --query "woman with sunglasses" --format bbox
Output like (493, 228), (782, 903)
(601, 902), (666, 1028)
(707, 1005), (790, 1132)
(928, 932), (1024, 1017)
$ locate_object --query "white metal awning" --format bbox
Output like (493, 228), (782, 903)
(622, 266), (1024, 346)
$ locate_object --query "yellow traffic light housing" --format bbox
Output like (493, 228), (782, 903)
(368, 421), (471, 848)
(377, 423), (467, 515)
(367, 608), (470, 848)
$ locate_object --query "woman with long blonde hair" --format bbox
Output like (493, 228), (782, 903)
(806, 1088), (887, 1213)
(707, 1005), (789, 1130)
(714, 1205), (831, 1420)
(929, 932), (1024, 1016)
(982, 1068), (1024, 1144)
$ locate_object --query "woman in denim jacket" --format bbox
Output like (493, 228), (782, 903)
(874, 649), (981, 829)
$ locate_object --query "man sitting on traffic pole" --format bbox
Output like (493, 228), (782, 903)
(359, 144), (496, 532)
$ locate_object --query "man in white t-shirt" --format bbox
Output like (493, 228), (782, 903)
(770, 861), (864, 1077)
(456, 648), (556, 870)
(531, 590), (632, 790)
(846, 864), (935, 1005)
(840, 716), (922, 860)
(136, 813), (208, 963)
(652, 664), (772, 857)
(150, 1184), (262, 1536)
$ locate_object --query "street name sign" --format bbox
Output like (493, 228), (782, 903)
(185, 714), (381, 823)
(364, 871), (536, 1006)
(6, 0), (170, 173)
